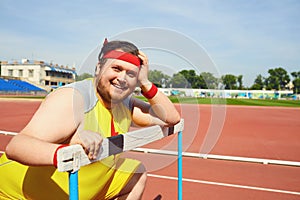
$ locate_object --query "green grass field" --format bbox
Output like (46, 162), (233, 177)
(1, 95), (299, 107)
(135, 96), (300, 107)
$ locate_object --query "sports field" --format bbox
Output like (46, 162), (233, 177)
(2, 95), (300, 107)
(138, 96), (300, 107)
(0, 97), (300, 199)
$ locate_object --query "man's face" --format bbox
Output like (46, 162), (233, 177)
(95, 58), (139, 107)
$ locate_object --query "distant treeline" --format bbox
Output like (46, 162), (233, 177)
(76, 67), (300, 94)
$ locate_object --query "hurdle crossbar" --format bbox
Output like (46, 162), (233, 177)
(56, 119), (184, 172)
(133, 148), (300, 167)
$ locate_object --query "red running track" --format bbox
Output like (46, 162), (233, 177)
(0, 98), (300, 200)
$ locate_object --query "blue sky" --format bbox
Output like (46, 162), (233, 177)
(1, 0), (299, 86)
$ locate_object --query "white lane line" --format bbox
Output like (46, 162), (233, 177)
(0, 130), (17, 135)
(148, 174), (300, 196)
(134, 148), (300, 167)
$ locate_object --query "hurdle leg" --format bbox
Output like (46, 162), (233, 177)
(69, 171), (79, 200)
(178, 130), (183, 200)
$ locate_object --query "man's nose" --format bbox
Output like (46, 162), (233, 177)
(117, 71), (127, 85)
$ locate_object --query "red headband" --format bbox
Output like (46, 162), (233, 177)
(103, 50), (141, 67)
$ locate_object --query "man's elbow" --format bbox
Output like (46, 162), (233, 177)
(166, 113), (181, 126)
(5, 142), (14, 160)
(5, 136), (20, 161)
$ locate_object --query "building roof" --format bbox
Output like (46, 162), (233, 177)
(1, 59), (77, 75)
(45, 66), (76, 74)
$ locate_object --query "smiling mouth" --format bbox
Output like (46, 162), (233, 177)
(111, 81), (128, 91)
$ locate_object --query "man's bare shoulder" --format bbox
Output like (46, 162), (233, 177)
(20, 87), (85, 141)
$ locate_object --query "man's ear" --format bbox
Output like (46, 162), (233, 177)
(95, 63), (101, 75)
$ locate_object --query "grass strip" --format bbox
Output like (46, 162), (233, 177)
(135, 96), (300, 107)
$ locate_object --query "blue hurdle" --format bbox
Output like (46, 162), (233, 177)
(178, 130), (183, 200)
(69, 171), (79, 200)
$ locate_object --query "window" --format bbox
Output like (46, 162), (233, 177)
(19, 70), (23, 77)
(8, 69), (13, 76)
(28, 69), (34, 77)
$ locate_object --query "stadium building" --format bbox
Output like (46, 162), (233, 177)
(0, 59), (76, 93)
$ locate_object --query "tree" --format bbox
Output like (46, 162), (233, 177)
(171, 73), (188, 88)
(76, 73), (93, 81)
(199, 72), (219, 89)
(237, 75), (243, 89)
(178, 70), (197, 88)
(221, 74), (237, 89)
(149, 70), (170, 88)
(250, 74), (265, 90)
(194, 74), (207, 89)
(291, 71), (300, 94)
(265, 67), (290, 90)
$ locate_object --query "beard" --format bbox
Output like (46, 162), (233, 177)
(96, 76), (133, 107)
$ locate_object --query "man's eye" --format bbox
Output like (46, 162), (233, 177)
(127, 71), (137, 78)
(112, 66), (121, 71)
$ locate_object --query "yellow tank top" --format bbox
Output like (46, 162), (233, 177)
(0, 78), (139, 199)
(71, 78), (133, 137)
